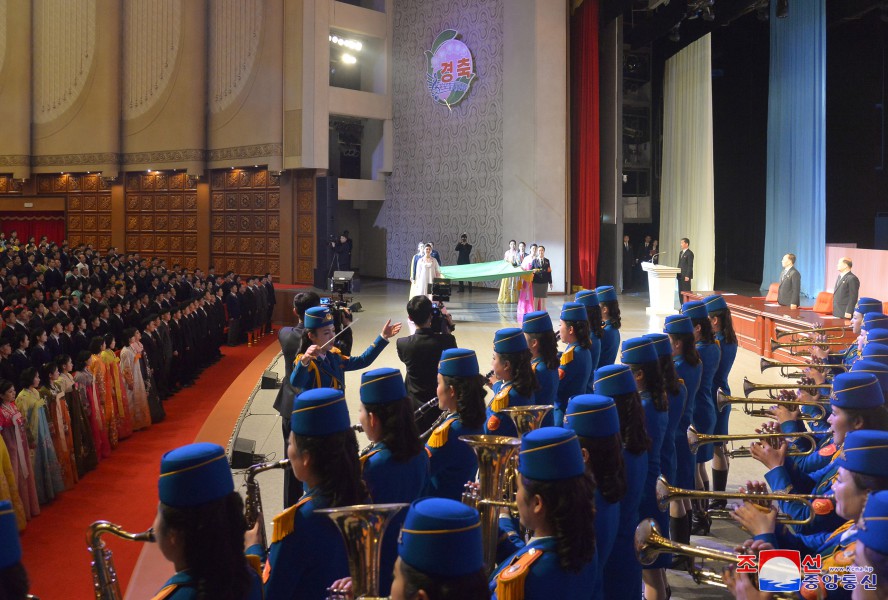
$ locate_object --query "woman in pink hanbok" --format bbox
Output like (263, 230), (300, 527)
(74, 351), (111, 460)
(516, 244), (537, 324)
(0, 380), (38, 521)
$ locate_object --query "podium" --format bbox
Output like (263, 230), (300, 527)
(642, 263), (681, 316)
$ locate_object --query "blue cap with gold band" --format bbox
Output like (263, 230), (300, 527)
(836, 430), (888, 478)
(702, 294), (728, 313)
(438, 348), (480, 378)
(360, 368), (407, 405)
(0, 500), (21, 568)
(867, 329), (888, 345)
(303, 305), (335, 329)
(830, 372), (884, 409)
(398, 497), (483, 577)
(863, 313), (888, 331)
(158, 442), (234, 508)
(621, 336), (659, 365)
(494, 327), (528, 354)
(522, 311), (553, 334)
(862, 343), (888, 367)
(856, 297), (883, 316)
(859, 490), (888, 554)
(851, 360), (888, 392)
(575, 289), (600, 307)
(291, 388), (350, 436)
(595, 285), (618, 303)
(664, 314), (694, 336)
(518, 427), (585, 481)
(593, 364), (637, 397)
(565, 394), (620, 438)
(681, 300), (709, 321)
(643, 333), (673, 357)
(560, 302), (588, 323)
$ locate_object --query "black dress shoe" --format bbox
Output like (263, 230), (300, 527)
(690, 509), (712, 536)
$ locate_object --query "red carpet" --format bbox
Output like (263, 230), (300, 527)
(20, 335), (276, 599)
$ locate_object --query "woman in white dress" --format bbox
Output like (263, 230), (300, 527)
(120, 328), (151, 431)
(410, 244), (442, 299)
(497, 240), (520, 304)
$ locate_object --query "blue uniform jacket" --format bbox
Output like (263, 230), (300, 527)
(424, 414), (483, 500)
(779, 420), (837, 474)
(556, 343), (592, 425)
(490, 536), (597, 600)
(764, 448), (844, 535)
(639, 391), (670, 569)
(602, 448), (648, 600)
(711, 333), (737, 396)
(151, 569), (263, 600)
(246, 489), (350, 600)
(692, 341), (721, 462)
(598, 322), (620, 368)
(291, 335), (388, 390)
(486, 380), (535, 438)
(592, 491), (619, 600)
(674, 358), (702, 490)
(532, 357), (559, 406)
(660, 381), (687, 485)
(586, 335), (602, 388)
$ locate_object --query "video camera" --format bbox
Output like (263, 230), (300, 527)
(319, 296), (354, 354)
(426, 279), (455, 334)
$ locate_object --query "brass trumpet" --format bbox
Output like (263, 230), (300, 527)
(88, 521), (156, 600)
(716, 390), (827, 421)
(655, 476), (828, 526)
(686, 425), (815, 458)
(775, 325), (847, 340)
(760, 356), (848, 377)
(770, 338), (847, 357)
(743, 376), (831, 398)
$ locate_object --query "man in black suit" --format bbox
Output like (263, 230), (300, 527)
(777, 253), (801, 309)
(454, 233), (473, 292)
(621, 235), (634, 291)
(396, 295), (457, 433)
(832, 257), (860, 319)
(677, 237), (694, 293)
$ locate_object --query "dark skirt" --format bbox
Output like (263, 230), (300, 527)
(532, 282), (549, 298)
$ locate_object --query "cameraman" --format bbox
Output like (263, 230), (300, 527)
(331, 231), (353, 271)
(396, 295), (457, 432)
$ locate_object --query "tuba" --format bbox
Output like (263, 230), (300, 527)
(499, 405), (553, 437)
(318, 503), (408, 600)
(244, 459), (290, 554)
(88, 521), (155, 600)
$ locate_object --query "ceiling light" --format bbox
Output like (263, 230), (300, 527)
(342, 53), (357, 65)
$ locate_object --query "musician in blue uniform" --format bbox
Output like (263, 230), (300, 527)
(703, 294), (738, 505)
(819, 297), (882, 369)
(425, 348), (486, 500)
(853, 490), (888, 597)
(152, 442), (262, 600)
(522, 311), (560, 409)
(290, 305), (400, 391)
(663, 314), (702, 553)
(565, 394), (627, 600)
(490, 427), (598, 600)
(595, 285), (621, 367)
(734, 429), (888, 599)
(643, 333), (686, 489)
(853, 360), (888, 402)
(358, 368), (429, 596)
(593, 364), (650, 600)
(0, 500), (30, 600)
(574, 290), (602, 377)
(750, 372), (888, 536)
(863, 341), (888, 366)
(680, 299), (720, 535)
(555, 302), (593, 426)
(486, 328), (538, 437)
(246, 388), (366, 600)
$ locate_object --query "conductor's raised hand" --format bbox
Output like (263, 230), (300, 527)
(381, 319), (402, 340)
(300, 344), (321, 366)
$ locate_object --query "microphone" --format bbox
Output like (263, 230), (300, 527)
(651, 251), (666, 262)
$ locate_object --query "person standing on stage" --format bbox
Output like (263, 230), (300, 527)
(677, 238), (694, 294)
(621, 235), (634, 292)
(832, 257), (860, 319)
(777, 253), (801, 309)
(531, 246), (553, 311)
(454, 233), (473, 293)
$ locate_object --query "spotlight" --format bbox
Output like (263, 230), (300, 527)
(668, 25), (680, 42)
(342, 53), (357, 65)
(776, 0), (788, 18)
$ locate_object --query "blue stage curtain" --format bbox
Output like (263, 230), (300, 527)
(761, 0), (826, 299)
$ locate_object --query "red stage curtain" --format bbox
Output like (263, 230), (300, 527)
(0, 212), (66, 245)
(570, 0), (601, 290)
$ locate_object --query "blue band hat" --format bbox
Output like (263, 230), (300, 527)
(856, 297), (883, 316)
(664, 314), (694, 336)
(866, 329), (888, 345)
(360, 368), (407, 405)
(438, 348), (480, 378)
(680, 300), (709, 321)
(836, 430), (888, 478)
(595, 285), (618, 303)
(560, 302), (588, 323)
(863, 313), (888, 331)
(303, 306), (335, 329)
(859, 490), (888, 554)
(575, 289), (600, 307)
(518, 427), (586, 481)
(158, 442), (234, 507)
(522, 311), (554, 334)
(565, 395), (620, 438)
(643, 333), (673, 358)
(398, 498), (483, 577)
(830, 372), (885, 410)
(290, 388), (351, 436)
(862, 343), (888, 367)
(0, 500), (21, 568)
(702, 294), (728, 313)
(494, 327), (528, 354)
(593, 364), (637, 397)
(851, 360), (888, 394)
(621, 336), (659, 365)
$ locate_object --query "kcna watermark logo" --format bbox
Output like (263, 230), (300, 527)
(736, 549), (877, 594)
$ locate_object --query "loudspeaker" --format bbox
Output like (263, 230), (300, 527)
(230, 437), (259, 469)
(349, 302), (363, 312)
(261, 370), (281, 389)
(314, 176), (339, 290)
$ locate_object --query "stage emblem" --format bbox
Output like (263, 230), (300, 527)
(425, 30), (476, 107)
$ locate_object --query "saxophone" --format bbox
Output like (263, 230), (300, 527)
(87, 521), (155, 600)
(244, 459), (290, 553)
